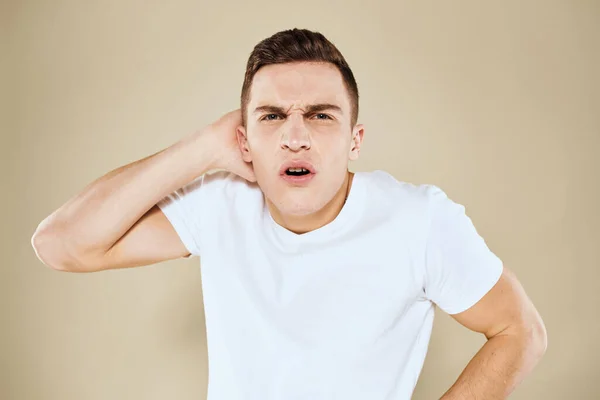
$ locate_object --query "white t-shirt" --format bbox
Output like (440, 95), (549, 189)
(157, 169), (503, 400)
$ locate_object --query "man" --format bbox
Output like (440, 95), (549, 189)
(32, 28), (547, 399)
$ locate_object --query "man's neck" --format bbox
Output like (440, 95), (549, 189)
(267, 171), (354, 235)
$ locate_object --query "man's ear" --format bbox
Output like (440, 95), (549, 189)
(348, 123), (364, 161)
(236, 125), (253, 162)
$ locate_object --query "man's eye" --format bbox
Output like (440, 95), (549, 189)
(314, 113), (332, 120)
(262, 114), (282, 121)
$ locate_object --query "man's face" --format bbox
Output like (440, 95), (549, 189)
(237, 61), (364, 216)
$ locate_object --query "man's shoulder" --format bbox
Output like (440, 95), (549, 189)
(358, 169), (443, 205)
(356, 170), (445, 246)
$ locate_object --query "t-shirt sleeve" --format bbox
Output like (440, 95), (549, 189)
(423, 185), (504, 315)
(156, 175), (207, 258)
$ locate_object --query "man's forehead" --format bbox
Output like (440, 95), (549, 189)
(253, 63), (344, 90)
(249, 64), (350, 110)
(253, 61), (341, 81)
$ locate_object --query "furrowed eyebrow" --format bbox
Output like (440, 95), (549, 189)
(253, 105), (286, 114)
(252, 103), (343, 115)
(306, 103), (342, 114)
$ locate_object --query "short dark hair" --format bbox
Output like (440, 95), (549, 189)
(240, 28), (359, 127)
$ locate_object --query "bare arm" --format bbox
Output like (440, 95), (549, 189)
(31, 109), (256, 272)
(440, 267), (547, 399)
(31, 131), (215, 272)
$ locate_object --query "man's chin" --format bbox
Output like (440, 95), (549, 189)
(286, 207), (317, 217)
(275, 201), (316, 216)
(262, 185), (324, 216)
(268, 197), (320, 217)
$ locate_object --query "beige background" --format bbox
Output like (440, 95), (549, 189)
(3, 0), (599, 399)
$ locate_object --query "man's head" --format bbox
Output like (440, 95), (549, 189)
(236, 28), (364, 218)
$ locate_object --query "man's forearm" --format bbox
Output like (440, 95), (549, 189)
(32, 131), (214, 268)
(440, 330), (546, 400)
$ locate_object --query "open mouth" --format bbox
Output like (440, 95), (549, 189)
(279, 161), (316, 184)
(285, 167), (311, 176)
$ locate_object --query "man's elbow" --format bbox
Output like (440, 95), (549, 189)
(31, 230), (84, 272)
(499, 312), (548, 363)
(530, 316), (548, 359)
(518, 314), (548, 363)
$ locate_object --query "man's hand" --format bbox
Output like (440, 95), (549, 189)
(196, 109), (256, 182)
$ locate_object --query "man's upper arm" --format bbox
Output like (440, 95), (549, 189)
(99, 171), (230, 271)
(449, 267), (547, 341)
(65, 205), (193, 272)
(101, 205), (194, 269)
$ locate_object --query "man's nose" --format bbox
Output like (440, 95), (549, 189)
(280, 114), (311, 151)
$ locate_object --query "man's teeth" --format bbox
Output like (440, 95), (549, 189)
(288, 168), (308, 172)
